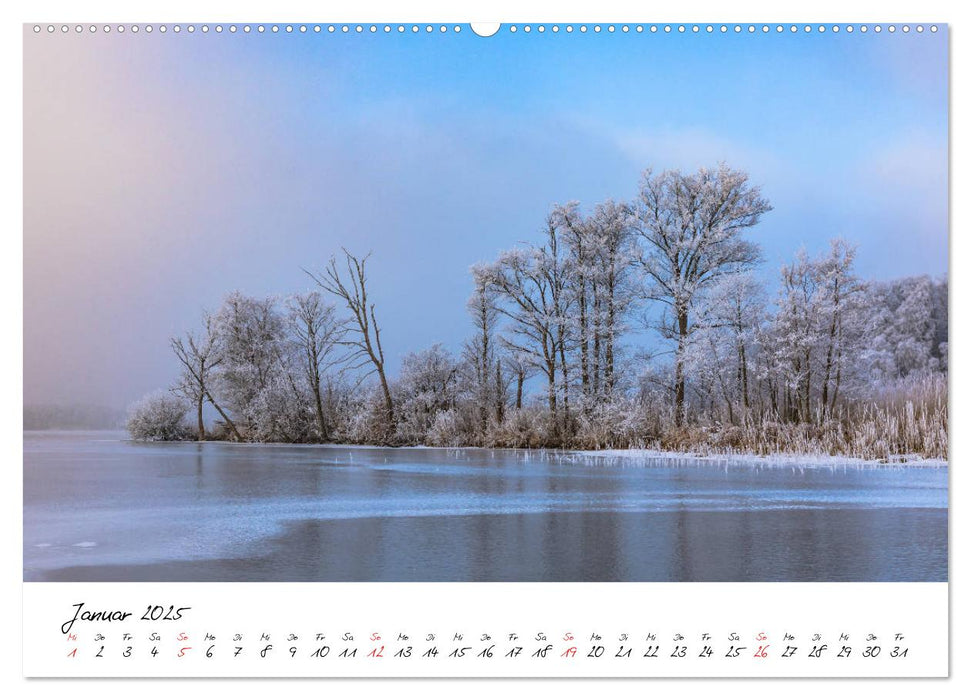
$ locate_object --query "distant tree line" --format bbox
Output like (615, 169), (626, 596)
(128, 164), (948, 459)
(25, 403), (124, 431)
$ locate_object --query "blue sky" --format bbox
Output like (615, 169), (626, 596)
(24, 26), (948, 408)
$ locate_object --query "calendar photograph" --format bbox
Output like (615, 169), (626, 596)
(24, 22), (948, 588)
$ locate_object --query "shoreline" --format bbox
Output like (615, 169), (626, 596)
(569, 448), (948, 469)
(26, 430), (946, 468)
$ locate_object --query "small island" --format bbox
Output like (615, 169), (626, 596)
(128, 164), (947, 464)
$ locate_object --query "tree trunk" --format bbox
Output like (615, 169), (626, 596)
(196, 394), (205, 441)
(592, 283), (601, 398)
(205, 389), (243, 441)
(803, 350), (813, 423)
(378, 372), (394, 427)
(822, 277), (841, 418)
(674, 309), (688, 426)
(558, 335), (570, 434)
(480, 315), (491, 432)
(494, 359), (504, 425)
(547, 366), (557, 426)
(831, 345), (843, 412)
(821, 317), (837, 417)
(605, 290), (615, 392)
(578, 285), (589, 393)
(313, 380), (328, 442)
(738, 343), (750, 410)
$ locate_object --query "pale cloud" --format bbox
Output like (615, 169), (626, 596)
(867, 130), (948, 200)
(610, 125), (782, 179)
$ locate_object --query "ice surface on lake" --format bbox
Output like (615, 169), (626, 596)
(23, 432), (948, 582)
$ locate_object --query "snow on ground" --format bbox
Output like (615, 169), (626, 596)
(566, 448), (947, 469)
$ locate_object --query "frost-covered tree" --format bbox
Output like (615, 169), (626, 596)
(212, 294), (283, 413)
(771, 249), (821, 422)
(865, 275), (948, 379)
(767, 240), (867, 422)
(287, 291), (341, 441)
(208, 293), (306, 441)
(308, 250), (395, 435)
(554, 199), (636, 402)
(480, 214), (575, 436)
(464, 267), (502, 433)
(126, 391), (191, 441)
(170, 312), (239, 441)
(553, 201), (596, 397)
(688, 271), (767, 423)
(633, 164), (771, 424)
(588, 199), (637, 395)
(504, 350), (534, 411)
(814, 239), (865, 414)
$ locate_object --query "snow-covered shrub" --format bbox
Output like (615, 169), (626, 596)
(573, 395), (655, 449)
(490, 407), (547, 448)
(126, 391), (192, 441)
(344, 388), (396, 445)
(394, 344), (459, 444)
(426, 408), (462, 447)
(246, 375), (316, 443)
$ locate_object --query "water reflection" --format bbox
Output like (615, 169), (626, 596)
(23, 431), (948, 582)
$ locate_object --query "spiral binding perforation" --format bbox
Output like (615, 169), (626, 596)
(30, 23), (941, 36)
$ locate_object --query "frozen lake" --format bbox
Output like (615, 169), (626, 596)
(23, 431), (947, 582)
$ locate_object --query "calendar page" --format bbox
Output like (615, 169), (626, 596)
(20, 12), (949, 681)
